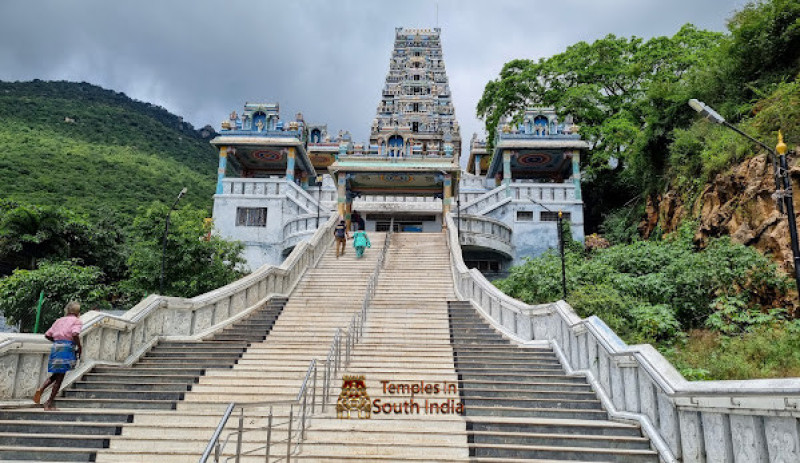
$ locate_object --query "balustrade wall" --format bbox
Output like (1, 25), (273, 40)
(456, 214), (513, 257)
(0, 215), (337, 401)
(444, 214), (800, 463)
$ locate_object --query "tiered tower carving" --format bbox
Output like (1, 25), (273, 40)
(370, 28), (460, 158)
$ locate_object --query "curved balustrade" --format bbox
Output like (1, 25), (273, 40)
(443, 213), (800, 463)
(457, 214), (512, 257)
(282, 214), (328, 251)
(0, 215), (338, 401)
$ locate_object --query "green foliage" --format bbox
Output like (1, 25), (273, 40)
(599, 205), (643, 244)
(477, 24), (722, 181)
(124, 203), (246, 298)
(0, 202), (127, 279)
(669, 80), (800, 194)
(0, 260), (109, 332)
(0, 81), (253, 329)
(481, 0), (800, 236)
(0, 81), (217, 221)
(664, 323), (800, 380)
(705, 0), (800, 118)
(567, 284), (633, 335)
(706, 295), (788, 335)
(495, 224), (791, 350)
(629, 304), (681, 342)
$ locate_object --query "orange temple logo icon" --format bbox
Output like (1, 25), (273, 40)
(337, 375), (371, 419)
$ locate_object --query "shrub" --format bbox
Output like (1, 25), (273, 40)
(629, 303), (681, 343)
(567, 284), (633, 336)
(0, 260), (109, 332)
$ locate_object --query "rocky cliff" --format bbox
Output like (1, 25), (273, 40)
(641, 152), (800, 275)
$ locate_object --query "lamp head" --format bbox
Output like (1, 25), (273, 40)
(178, 187), (188, 199)
(688, 99), (726, 125)
(777, 131), (787, 156)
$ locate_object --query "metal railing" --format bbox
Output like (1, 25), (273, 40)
(322, 219), (393, 410)
(200, 220), (393, 462)
(199, 359), (319, 463)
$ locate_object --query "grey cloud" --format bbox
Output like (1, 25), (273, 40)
(0, 0), (748, 159)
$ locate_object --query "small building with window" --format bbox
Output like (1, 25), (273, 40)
(210, 104), (318, 268)
(462, 107), (588, 269)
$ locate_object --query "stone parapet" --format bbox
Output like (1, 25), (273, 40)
(456, 214), (513, 257)
(0, 215), (337, 403)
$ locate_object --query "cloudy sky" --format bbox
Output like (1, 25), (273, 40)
(0, 0), (748, 158)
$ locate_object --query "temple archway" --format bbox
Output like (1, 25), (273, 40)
(388, 135), (403, 157)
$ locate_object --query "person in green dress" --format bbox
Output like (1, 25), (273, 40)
(352, 227), (371, 258)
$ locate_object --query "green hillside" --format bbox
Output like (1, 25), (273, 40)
(0, 80), (218, 219)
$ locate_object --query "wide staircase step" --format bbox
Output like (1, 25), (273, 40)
(447, 301), (659, 462)
(0, 296), (289, 461)
(90, 235), (390, 461)
(2, 231), (662, 462)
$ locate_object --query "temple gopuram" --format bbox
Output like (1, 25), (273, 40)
(211, 28), (587, 274)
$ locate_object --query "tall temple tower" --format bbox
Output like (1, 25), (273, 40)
(369, 28), (461, 158)
(210, 27), (586, 272)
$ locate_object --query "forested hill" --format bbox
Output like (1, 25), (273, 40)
(0, 80), (218, 219)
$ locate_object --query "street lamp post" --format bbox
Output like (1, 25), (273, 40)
(689, 99), (800, 300)
(159, 187), (188, 294)
(457, 194), (462, 242)
(316, 175), (323, 228)
(530, 198), (567, 300)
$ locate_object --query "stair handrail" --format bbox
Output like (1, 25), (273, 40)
(199, 359), (319, 463)
(200, 220), (394, 462)
(320, 218), (394, 412)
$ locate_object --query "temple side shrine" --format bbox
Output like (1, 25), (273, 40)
(211, 28), (588, 273)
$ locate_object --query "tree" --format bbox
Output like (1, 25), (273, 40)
(478, 25), (722, 178)
(476, 25), (723, 231)
(709, 0), (800, 118)
(0, 260), (109, 332)
(124, 202), (246, 298)
(0, 201), (128, 279)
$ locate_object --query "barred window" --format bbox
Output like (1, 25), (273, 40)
(540, 211), (571, 222)
(516, 211), (533, 222)
(236, 207), (268, 227)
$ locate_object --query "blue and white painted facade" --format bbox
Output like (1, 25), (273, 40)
(211, 30), (587, 274)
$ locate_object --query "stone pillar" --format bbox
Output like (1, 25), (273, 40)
(475, 155), (482, 176)
(503, 151), (512, 194)
(345, 197), (353, 231)
(443, 173), (452, 228)
(337, 173), (347, 219)
(286, 147), (296, 182)
(216, 146), (227, 195)
(571, 150), (582, 201)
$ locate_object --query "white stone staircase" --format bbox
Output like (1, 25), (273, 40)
(92, 234), (387, 462)
(295, 232), (471, 461)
